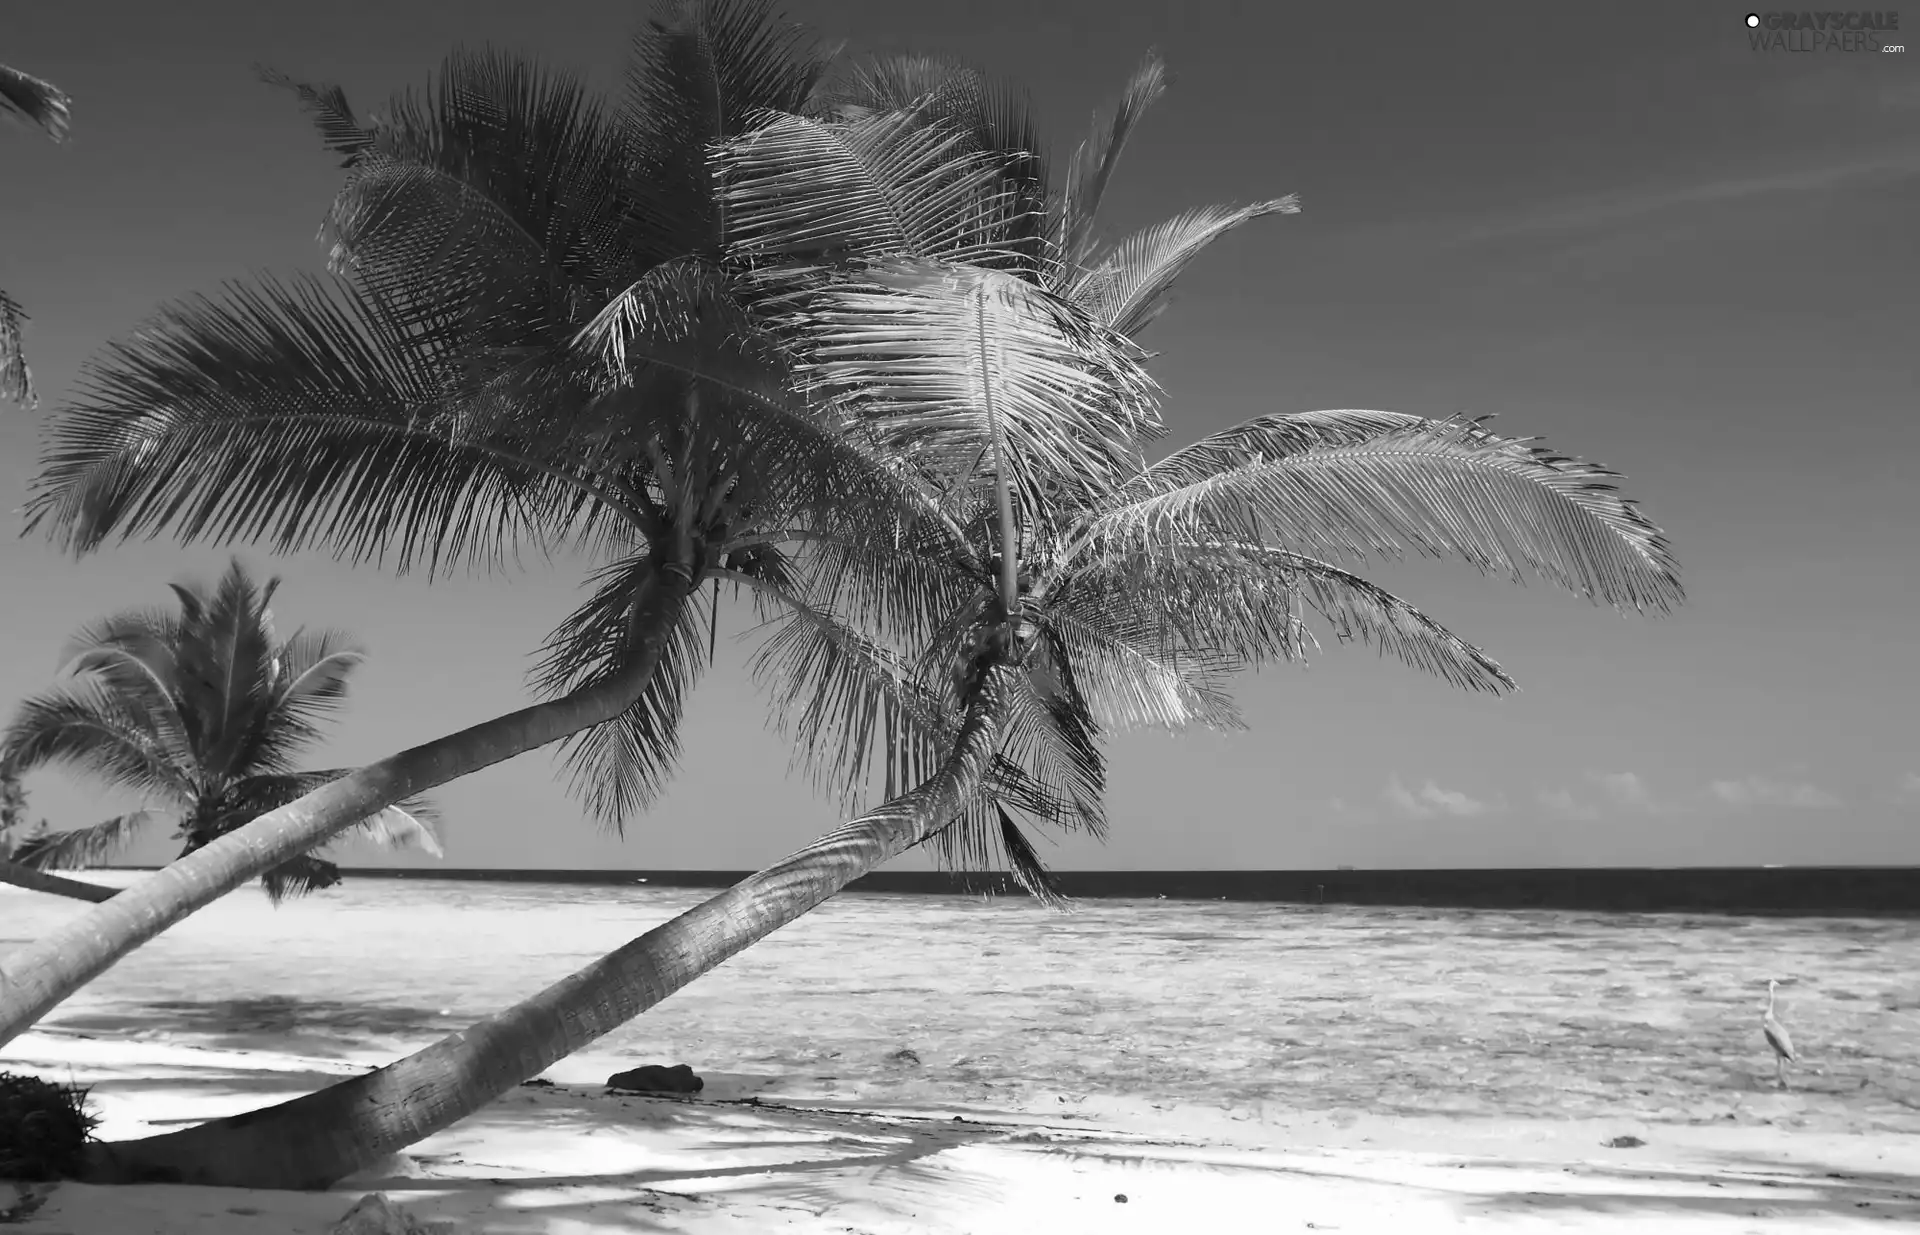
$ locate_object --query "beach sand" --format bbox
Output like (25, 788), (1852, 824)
(7, 1027), (1915, 1234)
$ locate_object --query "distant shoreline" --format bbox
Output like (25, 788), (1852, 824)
(92, 865), (1920, 916)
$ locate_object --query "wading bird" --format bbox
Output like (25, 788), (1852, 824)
(1763, 979), (1797, 1088)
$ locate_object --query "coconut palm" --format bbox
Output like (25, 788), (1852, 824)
(1, 61), (71, 406)
(71, 57), (1679, 1189)
(0, 0), (1014, 1047)
(1, 558), (443, 901)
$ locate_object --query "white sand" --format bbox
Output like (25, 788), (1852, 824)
(7, 1027), (1915, 1234)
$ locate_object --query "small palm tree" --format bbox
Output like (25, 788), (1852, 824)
(74, 55), (1681, 1190)
(1, 60), (71, 406)
(0, 558), (442, 902)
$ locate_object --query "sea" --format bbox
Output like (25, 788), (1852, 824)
(6, 872), (1918, 1135)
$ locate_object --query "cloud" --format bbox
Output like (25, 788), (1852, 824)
(1452, 148), (1920, 246)
(1890, 773), (1920, 807)
(1709, 777), (1844, 810)
(1383, 774), (1493, 820)
(1537, 788), (1601, 821)
(1588, 771), (1658, 812)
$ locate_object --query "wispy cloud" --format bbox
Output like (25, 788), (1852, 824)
(1383, 774), (1494, 820)
(1709, 776), (1844, 810)
(1452, 149), (1920, 246)
(1537, 788), (1601, 821)
(1891, 773), (1920, 807)
(1587, 771), (1660, 812)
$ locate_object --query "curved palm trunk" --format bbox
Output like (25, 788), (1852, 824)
(0, 569), (695, 1049)
(81, 664), (1017, 1190)
(0, 859), (117, 903)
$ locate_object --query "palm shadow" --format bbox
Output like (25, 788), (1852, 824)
(1466, 1155), (1920, 1222)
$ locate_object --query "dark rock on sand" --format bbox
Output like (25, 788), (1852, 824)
(607, 1064), (704, 1095)
(519, 1077), (554, 1088)
(888, 1048), (922, 1066)
(1603, 1135), (1646, 1149)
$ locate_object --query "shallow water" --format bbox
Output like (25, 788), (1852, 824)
(6, 875), (1918, 1133)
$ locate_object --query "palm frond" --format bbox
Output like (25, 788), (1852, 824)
(1092, 410), (1682, 613)
(257, 854), (343, 904)
(1, 288), (36, 407)
(1068, 198), (1299, 337)
(0, 682), (195, 803)
(1120, 542), (1514, 693)
(921, 800), (1070, 910)
(745, 584), (957, 811)
(258, 67), (375, 166)
(165, 559), (286, 781)
(0, 63), (71, 141)
(623, 0), (838, 257)
(248, 628), (369, 774)
(717, 108), (1021, 267)
(12, 812), (155, 871)
(348, 803), (446, 858)
(993, 664), (1106, 838)
(781, 258), (1163, 528)
(26, 272), (593, 575)
(825, 55), (1052, 278)
(1033, 602), (1243, 733)
(532, 554), (707, 831)
(201, 771), (438, 854)
(1055, 50), (1168, 277)
(316, 47), (634, 343)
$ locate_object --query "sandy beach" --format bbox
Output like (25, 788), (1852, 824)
(7, 1025), (1917, 1233)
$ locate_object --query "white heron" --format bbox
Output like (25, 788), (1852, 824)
(1762, 979), (1797, 1088)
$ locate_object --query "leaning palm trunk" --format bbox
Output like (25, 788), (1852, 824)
(0, 571), (694, 1049)
(81, 664), (1015, 1190)
(0, 859), (116, 903)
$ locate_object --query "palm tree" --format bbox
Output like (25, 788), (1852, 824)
(0, 0), (987, 1047)
(2, 558), (443, 900)
(73, 56), (1680, 1189)
(1, 60), (71, 406)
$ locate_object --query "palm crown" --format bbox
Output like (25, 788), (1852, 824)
(711, 51), (1680, 893)
(0, 558), (440, 900)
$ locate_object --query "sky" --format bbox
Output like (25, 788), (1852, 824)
(1, 0), (1916, 872)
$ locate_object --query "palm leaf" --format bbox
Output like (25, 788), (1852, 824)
(1091, 410), (1682, 613)
(1118, 542), (1514, 693)
(348, 803), (445, 858)
(12, 812), (155, 871)
(745, 584), (957, 811)
(1067, 198), (1300, 337)
(623, 0), (839, 258)
(922, 801), (1070, 910)
(1, 288), (36, 407)
(716, 108), (1020, 267)
(25, 272), (598, 573)
(0, 682), (195, 803)
(257, 854), (343, 904)
(258, 67), (375, 166)
(311, 48), (635, 346)
(0, 63), (70, 141)
(781, 258), (1163, 527)
(825, 55), (1052, 278)
(1054, 50), (1168, 277)
(202, 771), (439, 855)
(1034, 601), (1243, 733)
(531, 554), (710, 830)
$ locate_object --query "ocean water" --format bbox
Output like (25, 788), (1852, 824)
(6, 874), (1918, 1134)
